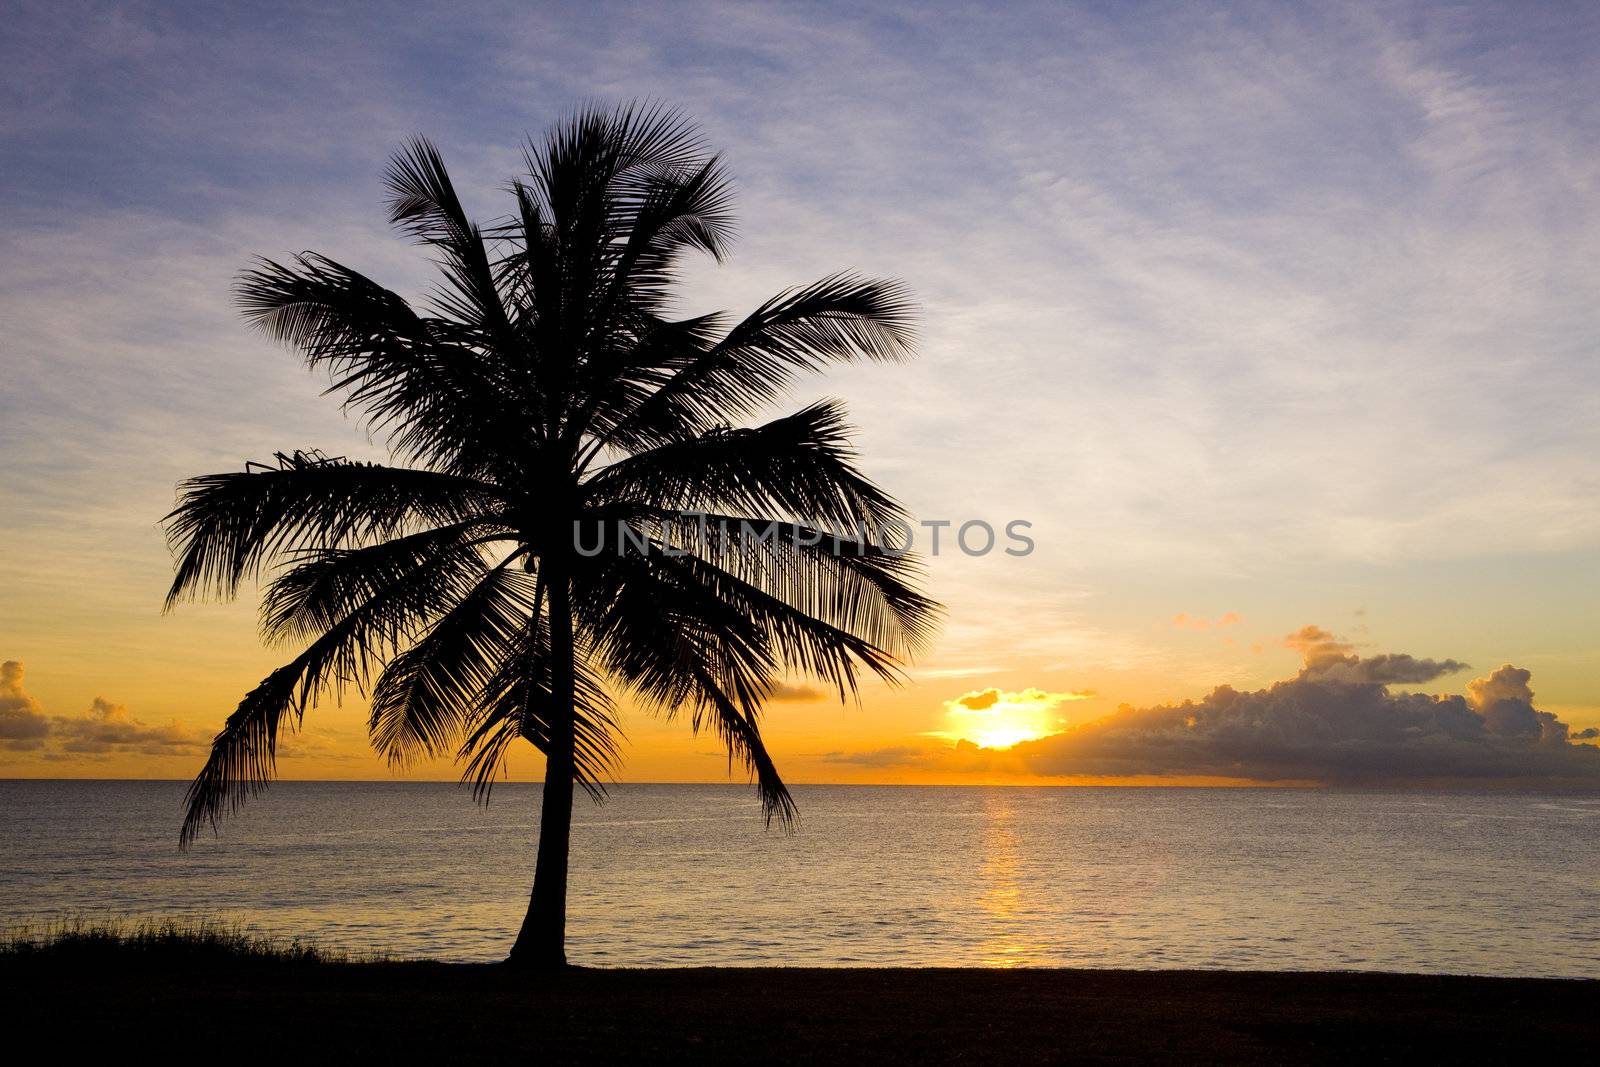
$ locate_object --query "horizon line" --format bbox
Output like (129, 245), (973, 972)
(3, 777), (1594, 794)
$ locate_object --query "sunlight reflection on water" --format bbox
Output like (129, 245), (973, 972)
(977, 791), (1039, 968)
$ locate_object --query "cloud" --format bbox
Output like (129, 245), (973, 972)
(913, 666), (1012, 679)
(768, 682), (826, 703)
(839, 628), (1600, 786)
(0, 661), (51, 749)
(51, 696), (209, 755)
(275, 728), (363, 761)
(950, 687), (1097, 714)
(1283, 624), (1354, 666)
(823, 745), (938, 768)
(1308, 652), (1471, 686)
(955, 688), (1002, 711)
(0, 659), (207, 758)
(1466, 665), (1570, 743)
(1285, 625), (1468, 685)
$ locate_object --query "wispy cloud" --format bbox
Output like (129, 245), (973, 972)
(1173, 612), (1241, 631)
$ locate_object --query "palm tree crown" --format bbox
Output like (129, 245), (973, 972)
(164, 104), (938, 965)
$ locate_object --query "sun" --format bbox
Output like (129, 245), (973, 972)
(934, 687), (1092, 750)
(966, 720), (1051, 750)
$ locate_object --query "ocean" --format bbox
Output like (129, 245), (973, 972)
(2, 780), (1596, 975)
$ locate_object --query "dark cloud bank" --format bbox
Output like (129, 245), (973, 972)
(833, 628), (1600, 788)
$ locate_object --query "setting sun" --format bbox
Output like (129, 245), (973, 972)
(966, 720), (1049, 750)
(936, 687), (1095, 750)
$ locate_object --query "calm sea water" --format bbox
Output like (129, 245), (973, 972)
(2, 781), (1597, 975)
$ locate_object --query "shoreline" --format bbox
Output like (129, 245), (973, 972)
(8, 950), (1595, 1061)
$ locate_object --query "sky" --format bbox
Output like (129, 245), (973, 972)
(2, 0), (1598, 791)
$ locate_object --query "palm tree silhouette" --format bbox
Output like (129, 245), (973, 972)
(163, 104), (939, 968)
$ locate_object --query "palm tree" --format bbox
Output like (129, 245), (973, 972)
(162, 104), (939, 969)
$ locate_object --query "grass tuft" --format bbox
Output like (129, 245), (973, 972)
(0, 917), (364, 965)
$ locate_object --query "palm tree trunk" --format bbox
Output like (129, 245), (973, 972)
(508, 571), (577, 969)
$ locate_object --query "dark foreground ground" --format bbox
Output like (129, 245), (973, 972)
(4, 949), (1596, 1063)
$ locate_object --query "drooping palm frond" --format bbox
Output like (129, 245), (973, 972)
(178, 662), (313, 849)
(598, 153), (737, 314)
(179, 534), (491, 846)
(459, 625), (623, 804)
(656, 547), (907, 693)
(572, 545), (798, 823)
(684, 662), (797, 827)
(367, 560), (534, 767)
(642, 509), (940, 659)
(575, 533), (906, 775)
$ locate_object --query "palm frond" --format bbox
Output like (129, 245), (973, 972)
(164, 453), (501, 609)
(585, 401), (909, 539)
(600, 273), (915, 448)
(259, 521), (503, 646)
(577, 534), (906, 744)
(643, 509), (940, 660)
(234, 254), (528, 473)
(384, 138), (516, 347)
